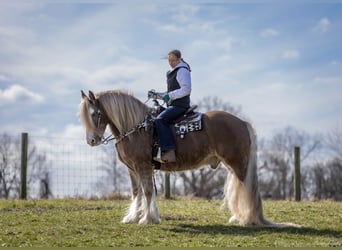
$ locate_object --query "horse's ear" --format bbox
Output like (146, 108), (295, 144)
(81, 90), (87, 100)
(88, 90), (96, 104)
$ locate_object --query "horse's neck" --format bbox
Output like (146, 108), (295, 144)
(101, 92), (147, 134)
(108, 123), (120, 137)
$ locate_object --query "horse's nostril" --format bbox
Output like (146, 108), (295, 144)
(91, 138), (96, 144)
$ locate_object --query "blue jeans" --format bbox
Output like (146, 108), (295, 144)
(155, 105), (187, 151)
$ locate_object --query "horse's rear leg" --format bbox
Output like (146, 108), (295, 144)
(223, 123), (272, 226)
(138, 170), (160, 224)
(122, 170), (142, 223)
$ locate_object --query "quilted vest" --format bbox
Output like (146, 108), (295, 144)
(166, 66), (190, 108)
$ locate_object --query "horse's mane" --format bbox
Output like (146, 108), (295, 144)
(79, 99), (94, 132)
(96, 90), (149, 133)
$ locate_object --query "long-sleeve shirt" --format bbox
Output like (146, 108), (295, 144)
(168, 61), (191, 101)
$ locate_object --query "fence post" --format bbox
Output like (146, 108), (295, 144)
(20, 132), (28, 199)
(294, 146), (301, 201)
(164, 173), (171, 199)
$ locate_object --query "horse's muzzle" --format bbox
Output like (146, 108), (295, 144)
(87, 135), (102, 146)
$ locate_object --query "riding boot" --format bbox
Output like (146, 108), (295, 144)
(153, 148), (164, 163)
(161, 150), (176, 163)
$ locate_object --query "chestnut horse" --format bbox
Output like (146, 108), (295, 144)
(79, 89), (274, 226)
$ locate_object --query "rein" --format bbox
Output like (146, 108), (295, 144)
(101, 113), (151, 145)
(100, 97), (158, 145)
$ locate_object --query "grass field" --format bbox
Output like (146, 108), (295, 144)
(0, 197), (341, 247)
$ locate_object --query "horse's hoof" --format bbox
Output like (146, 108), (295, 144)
(122, 215), (139, 224)
(138, 215), (160, 224)
(138, 217), (150, 224)
(229, 215), (239, 224)
(152, 217), (161, 224)
(121, 218), (132, 224)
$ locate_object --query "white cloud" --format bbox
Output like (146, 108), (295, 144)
(282, 49), (300, 60)
(158, 24), (179, 32)
(191, 40), (211, 50)
(57, 123), (85, 139)
(260, 28), (279, 38)
(0, 74), (9, 81)
(314, 17), (330, 33)
(0, 84), (44, 104)
(172, 4), (199, 23)
(83, 57), (160, 92)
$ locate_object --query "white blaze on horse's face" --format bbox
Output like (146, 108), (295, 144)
(85, 103), (107, 146)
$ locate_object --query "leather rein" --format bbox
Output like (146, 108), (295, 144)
(100, 98), (157, 145)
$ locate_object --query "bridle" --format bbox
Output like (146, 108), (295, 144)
(95, 109), (103, 130)
(89, 95), (160, 145)
(92, 104), (152, 145)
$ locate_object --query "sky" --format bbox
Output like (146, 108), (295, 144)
(1, 0), (342, 141)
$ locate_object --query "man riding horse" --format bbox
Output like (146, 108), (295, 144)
(150, 49), (192, 163)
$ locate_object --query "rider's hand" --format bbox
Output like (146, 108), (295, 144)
(162, 93), (171, 104)
(148, 90), (165, 100)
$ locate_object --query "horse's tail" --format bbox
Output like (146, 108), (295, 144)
(223, 122), (274, 226)
(223, 122), (300, 227)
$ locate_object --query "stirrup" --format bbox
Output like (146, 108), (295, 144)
(153, 148), (165, 163)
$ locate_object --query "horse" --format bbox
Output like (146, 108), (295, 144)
(79, 89), (282, 226)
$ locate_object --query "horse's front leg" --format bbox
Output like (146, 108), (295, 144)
(138, 168), (160, 224)
(122, 170), (142, 223)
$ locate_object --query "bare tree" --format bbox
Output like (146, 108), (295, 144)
(259, 126), (320, 200)
(325, 126), (342, 159)
(309, 127), (342, 200)
(0, 133), (50, 199)
(28, 150), (52, 199)
(176, 167), (228, 199)
(0, 133), (20, 198)
(197, 96), (242, 117)
(310, 159), (342, 200)
(94, 141), (129, 196)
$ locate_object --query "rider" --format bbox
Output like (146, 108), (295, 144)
(153, 49), (192, 163)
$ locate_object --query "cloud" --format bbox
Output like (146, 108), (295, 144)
(171, 4), (199, 23)
(282, 49), (300, 60)
(158, 24), (179, 32)
(0, 74), (9, 81)
(0, 84), (44, 105)
(191, 40), (211, 50)
(314, 17), (330, 33)
(56, 123), (85, 139)
(260, 28), (279, 38)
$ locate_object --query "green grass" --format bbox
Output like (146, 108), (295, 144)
(0, 198), (341, 247)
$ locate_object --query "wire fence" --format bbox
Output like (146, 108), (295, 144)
(0, 132), (135, 199)
(40, 134), (139, 198)
(33, 135), (111, 198)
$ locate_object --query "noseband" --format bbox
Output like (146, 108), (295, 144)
(88, 103), (114, 145)
(94, 108), (116, 144)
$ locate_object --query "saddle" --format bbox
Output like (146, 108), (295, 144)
(173, 105), (203, 139)
(150, 104), (203, 169)
(151, 103), (203, 139)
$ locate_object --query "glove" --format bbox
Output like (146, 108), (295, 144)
(162, 93), (171, 104)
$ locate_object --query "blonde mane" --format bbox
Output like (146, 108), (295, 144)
(79, 99), (94, 132)
(96, 90), (149, 134)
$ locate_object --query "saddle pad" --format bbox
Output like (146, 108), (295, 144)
(174, 113), (203, 138)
